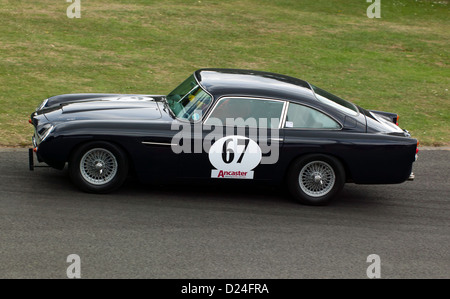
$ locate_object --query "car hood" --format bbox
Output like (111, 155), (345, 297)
(40, 94), (166, 122)
(41, 93), (165, 108)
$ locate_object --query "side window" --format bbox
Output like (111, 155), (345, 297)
(205, 98), (284, 128)
(285, 103), (341, 129)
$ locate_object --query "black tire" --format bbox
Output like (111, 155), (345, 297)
(69, 141), (129, 193)
(287, 154), (345, 206)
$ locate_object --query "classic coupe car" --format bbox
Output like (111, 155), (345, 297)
(29, 69), (418, 205)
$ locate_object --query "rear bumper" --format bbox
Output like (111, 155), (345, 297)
(407, 153), (418, 181)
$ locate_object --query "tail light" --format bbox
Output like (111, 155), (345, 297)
(395, 114), (399, 126)
(416, 141), (419, 154)
(28, 118), (32, 124)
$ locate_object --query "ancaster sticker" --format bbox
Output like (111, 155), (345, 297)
(209, 135), (262, 179)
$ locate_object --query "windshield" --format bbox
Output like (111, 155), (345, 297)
(166, 75), (212, 121)
(311, 84), (359, 116)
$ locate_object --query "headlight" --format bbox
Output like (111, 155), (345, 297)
(36, 98), (49, 111)
(38, 124), (54, 142)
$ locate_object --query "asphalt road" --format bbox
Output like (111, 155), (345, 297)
(0, 148), (448, 279)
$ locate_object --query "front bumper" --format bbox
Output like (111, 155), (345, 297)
(32, 135), (37, 149)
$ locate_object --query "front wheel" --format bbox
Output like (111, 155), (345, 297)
(287, 154), (345, 205)
(69, 141), (129, 193)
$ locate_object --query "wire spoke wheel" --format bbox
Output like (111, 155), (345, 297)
(80, 148), (118, 185)
(298, 161), (336, 197)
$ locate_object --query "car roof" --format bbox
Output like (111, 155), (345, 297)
(195, 68), (318, 103)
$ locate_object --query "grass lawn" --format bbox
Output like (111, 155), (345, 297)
(0, 0), (448, 146)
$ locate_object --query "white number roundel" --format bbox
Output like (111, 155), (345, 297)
(209, 136), (262, 171)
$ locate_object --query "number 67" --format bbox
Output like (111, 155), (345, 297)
(222, 138), (249, 164)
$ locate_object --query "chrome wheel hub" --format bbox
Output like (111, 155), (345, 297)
(299, 161), (335, 197)
(313, 174), (322, 184)
(80, 148), (118, 185)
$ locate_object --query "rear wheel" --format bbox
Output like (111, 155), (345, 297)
(287, 154), (345, 205)
(69, 141), (128, 193)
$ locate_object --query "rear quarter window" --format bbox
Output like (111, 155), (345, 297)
(285, 103), (341, 129)
(311, 85), (359, 116)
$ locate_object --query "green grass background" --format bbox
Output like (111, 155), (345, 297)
(0, 0), (448, 146)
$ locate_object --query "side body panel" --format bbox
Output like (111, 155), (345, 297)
(278, 130), (416, 184)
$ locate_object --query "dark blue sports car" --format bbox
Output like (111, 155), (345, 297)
(29, 69), (418, 205)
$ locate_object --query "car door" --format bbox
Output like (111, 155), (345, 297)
(177, 97), (287, 181)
